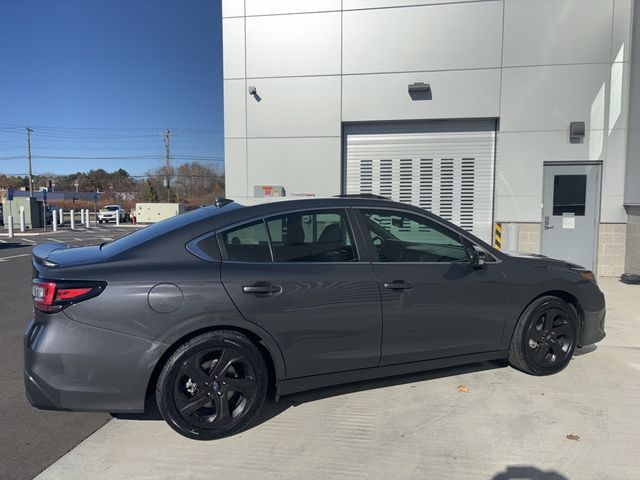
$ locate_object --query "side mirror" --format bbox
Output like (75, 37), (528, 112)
(469, 244), (486, 268)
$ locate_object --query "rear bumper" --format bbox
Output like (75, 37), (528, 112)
(24, 315), (167, 413)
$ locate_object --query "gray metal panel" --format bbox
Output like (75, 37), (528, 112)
(624, 0), (640, 206)
(344, 120), (496, 243)
(541, 163), (602, 270)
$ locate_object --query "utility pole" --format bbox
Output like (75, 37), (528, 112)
(164, 129), (172, 202)
(26, 127), (33, 198)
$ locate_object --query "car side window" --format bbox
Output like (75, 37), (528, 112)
(222, 220), (271, 262)
(265, 209), (358, 262)
(361, 209), (468, 263)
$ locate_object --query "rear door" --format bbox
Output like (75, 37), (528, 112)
(219, 208), (382, 379)
(354, 207), (508, 366)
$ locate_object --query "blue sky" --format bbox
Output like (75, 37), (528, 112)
(0, 0), (223, 177)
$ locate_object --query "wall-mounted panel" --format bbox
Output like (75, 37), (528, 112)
(344, 0), (489, 9)
(500, 63), (626, 133)
(222, 0), (244, 18)
(224, 139), (248, 198)
(222, 18), (245, 79)
(602, 129), (627, 222)
(496, 130), (609, 201)
(342, 69), (500, 122)
(246, 12), (341, 78)
(246, 0), (341, 16)
(495, 195), (543, 223)
(343, 1), (503, 74)
(224, 80), (247, 138)
(247, 76), (341, 137)
(503, 0), (613, 67)
(247, 137), (341, 197)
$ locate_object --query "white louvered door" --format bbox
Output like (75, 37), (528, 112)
(344, 120), (496, 243)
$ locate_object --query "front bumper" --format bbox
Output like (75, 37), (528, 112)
(24, 315), (167, 413)
(579, 307), (606, 346)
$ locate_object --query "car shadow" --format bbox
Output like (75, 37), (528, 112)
(113, 359), (507, 427)
(573, 344), (597, 357)
(0, 242), (27, 250)
(247, 359), (508, 431)
(491, 465), (569, 479)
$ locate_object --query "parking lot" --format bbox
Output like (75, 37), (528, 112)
(0, 224), (140, 480)
(1, 226), (639, 480)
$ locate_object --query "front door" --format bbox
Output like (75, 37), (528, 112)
(541, 163), (601, 270)
(219, 208), (382, 379)
(356, 208), (508, 366)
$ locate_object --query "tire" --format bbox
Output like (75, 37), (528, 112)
(508, 296), (578, 376)
(156, 330), (268, 440)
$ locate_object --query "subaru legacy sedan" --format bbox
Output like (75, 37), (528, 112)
(25, 196), (606, 440)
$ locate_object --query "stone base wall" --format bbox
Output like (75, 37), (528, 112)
(624, 206), (640, 275)
(597, 224), (626, 277)
(498, 223), (541, 254)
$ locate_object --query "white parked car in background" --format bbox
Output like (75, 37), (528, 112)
(97, 205), (127, 223)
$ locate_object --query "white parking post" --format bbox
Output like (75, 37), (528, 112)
(19, 206), (25, 232)
(53, 212), (58, 232)
(80, 209), (84, 227)
(70, 209), (75, 230)
(59, 208), (63, 226)
(8, 216), (14, 238)
(115, 210), (120, 226)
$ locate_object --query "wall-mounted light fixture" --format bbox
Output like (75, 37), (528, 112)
(248, 85), (261, 102)
(569, 121), (585, 144)
(408, 82), (432, 100)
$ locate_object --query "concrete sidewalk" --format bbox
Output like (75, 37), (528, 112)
(35, 279), (640, 480)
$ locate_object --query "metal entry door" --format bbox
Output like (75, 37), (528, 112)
(541, 163), (601, 270)
(344, 120), (496, 243)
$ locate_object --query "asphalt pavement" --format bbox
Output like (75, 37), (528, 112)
(0, 225), (142, 480)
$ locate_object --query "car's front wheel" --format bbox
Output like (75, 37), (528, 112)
(156, 330), (267, 440)
(508, 295), (578, 376)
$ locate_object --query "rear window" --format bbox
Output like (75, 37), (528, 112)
(101, 203), (242, 255)
(222, 220), (271, 262)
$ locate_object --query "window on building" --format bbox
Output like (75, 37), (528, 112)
(265, 210), (357, 262)
(553, 175), (587, 216)
(361, 209), (468, 263)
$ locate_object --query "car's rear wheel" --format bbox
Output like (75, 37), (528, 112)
(508, 296), (578, 376)
(156, 330), (267, 440)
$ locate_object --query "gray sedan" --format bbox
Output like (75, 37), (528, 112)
(24, 196), (605, 439)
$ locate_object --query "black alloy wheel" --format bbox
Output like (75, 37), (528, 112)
(156, 330), (267, 440)
(508, 296), (578, 376)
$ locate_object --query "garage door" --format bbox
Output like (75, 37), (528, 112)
(344, 119), (496, 243)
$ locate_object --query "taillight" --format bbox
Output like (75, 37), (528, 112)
(32, 279), (106, 313)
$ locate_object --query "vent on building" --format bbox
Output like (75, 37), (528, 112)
(345, 120), (496, 243)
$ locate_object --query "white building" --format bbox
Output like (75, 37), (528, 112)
(222, 0), (640, 277)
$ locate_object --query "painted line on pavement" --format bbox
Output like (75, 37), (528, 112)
(0, 253), (31, 262)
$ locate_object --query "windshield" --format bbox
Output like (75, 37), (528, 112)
(101, 202), (242, 255)
(102, 206), (119, 211)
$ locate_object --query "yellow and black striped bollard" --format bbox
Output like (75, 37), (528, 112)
(494, 223), (502, 250)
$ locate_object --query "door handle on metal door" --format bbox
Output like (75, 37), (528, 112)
(544, 216), (554, 230)
(383, 280), (413, 290)
(242, 284), (282, 294)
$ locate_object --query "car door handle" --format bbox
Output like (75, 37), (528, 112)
(383, 280), (413, 290)
(242, 284), (282, 294)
